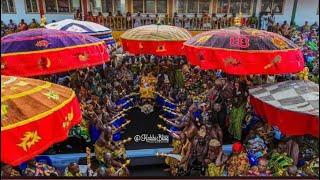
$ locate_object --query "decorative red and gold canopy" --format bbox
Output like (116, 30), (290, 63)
(120, 25), (192, 56)
(1, 75), (82, 166)
(184, 27), (304, 75)
(1, 29), (109, 77)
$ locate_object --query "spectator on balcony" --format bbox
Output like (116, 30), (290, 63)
(145, 14), (152, 25)
(106, 12), (114, 29)
(86, 12), (95, 22)
(280, 21), (290, 37)
(191, 13), (200, 30)
(202, 12), (211, 30)
(18, 19), (28, 32)
(260, 12), (268, 30)
(211, 13), (218, 29)
(302, 21), (311, 33)
(115, 11), (124, 29)
(173, 13), (182, 27)
(163, 14), (171, 25)
(271, 22), (280, 33)
(155, 14), (160, 24)
(126, 12), (133, 29)
(182, 15), (190, 29)
(220, 14), (228, 28)
(133, 12), (143, 27)
(7, 19), (17, 33)
(97, 12), (105, 26)
(267, 13), (275, 31)
(74, 9), (82, 20)
(29, 18), (40, 29)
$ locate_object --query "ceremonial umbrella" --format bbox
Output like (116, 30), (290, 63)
(183, 27), (304, 75)
(249, 80), (319, 138)
(45, 19), (115, 45)
(120, 24), (192, 56)
(1, 75), (82, 166)
(1, 29), (109, 77)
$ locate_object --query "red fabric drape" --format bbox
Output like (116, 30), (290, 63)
(250, 95), (319, 138)
(1, 97), (82, 166)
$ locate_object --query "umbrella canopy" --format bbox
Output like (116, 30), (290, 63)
(249, 80), (319, 138)
(184, 27), (304, 75)
(120, 25), (192, 56)
(1, 75), (82, 166)
(1, 29), (109, 77)
(45, 19), (115, 45)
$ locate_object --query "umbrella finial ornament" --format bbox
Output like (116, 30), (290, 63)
(234, 13), (243, 27)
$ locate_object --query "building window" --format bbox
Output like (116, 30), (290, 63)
(216, 0), (252, 14)
(176, 0), (210, 14)
(261, 0), (285, 14)
(146, 0), (156, 13)
(133, 0), (167, 14)
(157, 0), (167, 13)
(99, 0), (120, 13)
(217, 0), (229, 14)
(45, 0), (80, 13)
(70, 0), (81, 12)
(25, 0), (39, 13)
(1, 0), (15, 13)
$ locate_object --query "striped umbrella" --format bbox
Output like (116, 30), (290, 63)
(120, 25), (192, 56)
(45, 19), (115, 46)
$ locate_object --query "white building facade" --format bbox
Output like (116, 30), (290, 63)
(1, 0), (319, 26)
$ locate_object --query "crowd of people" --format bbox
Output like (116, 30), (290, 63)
(1, 11), (319, 178)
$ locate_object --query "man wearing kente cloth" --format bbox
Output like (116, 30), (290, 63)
(189, 126), (209, 176)
(64, 162), (81, 177)
(164, 133), (186, 175)
(205, 139), (228, 176)
(94, 126), (115, 163)
(103, 153), (130, 176)
(226, 142), (250, 176)
(140, 72), (157, 99)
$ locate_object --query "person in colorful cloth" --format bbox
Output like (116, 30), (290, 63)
(24, 159), (59, 177)
(103, 153), (130, 176)
(226, 142), (250, 176)
(189, 126), (209, 175)
(1, 165), (20, 177)
(228, 81), (247, 140)
(64, 162), (81, 177)
(247, 158), (271, 176)
(268, 152), (294, 176)
(205, 139), (228, 176)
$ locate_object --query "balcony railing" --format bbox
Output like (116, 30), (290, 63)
(86, 16), (255, 31)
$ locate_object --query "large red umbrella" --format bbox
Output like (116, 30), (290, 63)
(1, 75), (82, 166)
(120, 25), (192, 56)
(249, 80), (319, 138)
(183, 27), (304, 75)
(1, 29), (109, 77)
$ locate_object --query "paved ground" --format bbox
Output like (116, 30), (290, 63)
(129, 164), (170, 177)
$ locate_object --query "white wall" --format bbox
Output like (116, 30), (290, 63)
(45, 14), (75, 23)
(1, 0), (40, 24)
(256, 0), (295, 24)
(295, 0), (319, 26)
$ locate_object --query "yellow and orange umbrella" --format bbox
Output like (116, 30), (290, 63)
(1, 75), (82, 166)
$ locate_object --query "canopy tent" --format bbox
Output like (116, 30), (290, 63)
(249, 80), (319, 138)
(184, 27), (304, 75)
(1, 29), (109, 77)
(45, 19), (115, 45)
(1, 75), (82, 166)
(121, 25), (192, 56)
